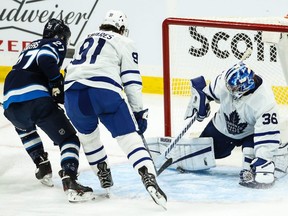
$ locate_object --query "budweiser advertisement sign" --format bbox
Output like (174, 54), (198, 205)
(0, 0), (99, 46)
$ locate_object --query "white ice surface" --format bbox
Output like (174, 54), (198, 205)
(1, 87), (288, 216)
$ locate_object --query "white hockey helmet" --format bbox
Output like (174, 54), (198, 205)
(102, 10), (129, 36)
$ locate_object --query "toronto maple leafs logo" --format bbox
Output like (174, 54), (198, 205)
(224, 110), (248, 135)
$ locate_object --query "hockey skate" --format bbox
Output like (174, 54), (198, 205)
(138, 166), (167, 210)
(97, 162), (113, 198)
(59, 170), (95, 203)
(35, 152), (53, 187)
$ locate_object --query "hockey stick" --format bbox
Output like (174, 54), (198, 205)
(156, 112), (198, 175)
(141, 134), (157, 172)
(240, 47), (252, 62)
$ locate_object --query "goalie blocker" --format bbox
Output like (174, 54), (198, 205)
(146, 137), (216, 171)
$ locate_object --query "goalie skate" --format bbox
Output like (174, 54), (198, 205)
(138, 166), (167, 210)
(239, 180), (275, 189)
(59, 170), (95, 203)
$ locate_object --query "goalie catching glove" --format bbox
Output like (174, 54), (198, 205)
(133, 108), (148, 135)
(239, 157), (275, 189)
(184, 76), (211, 121)
(49, 74), (64, 104)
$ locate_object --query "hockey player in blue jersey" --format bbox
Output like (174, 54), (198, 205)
(184, 62), (280, 189)
(3, 19), (95, 202)
(64, 10), (167, 208)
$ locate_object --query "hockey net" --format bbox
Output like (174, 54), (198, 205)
(162, 17), (288, 141)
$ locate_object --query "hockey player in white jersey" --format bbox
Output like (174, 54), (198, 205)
(184, 62), (281, 189)
(64, 10), (167, 208)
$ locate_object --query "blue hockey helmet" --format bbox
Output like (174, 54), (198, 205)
(43, 19), (71, 45)
(225, 62), (255, 100)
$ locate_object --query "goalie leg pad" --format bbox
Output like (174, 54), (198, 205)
(273, 142), (288, 178)
(146, 137), (216, 171)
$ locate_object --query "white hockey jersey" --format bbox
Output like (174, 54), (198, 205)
(65, 30), (143, 112)
(203, 72), (280, 159)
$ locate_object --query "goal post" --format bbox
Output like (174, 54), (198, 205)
(162, 17), (288, 139)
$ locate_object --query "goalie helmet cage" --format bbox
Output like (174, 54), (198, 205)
(162, 17), (288, 137)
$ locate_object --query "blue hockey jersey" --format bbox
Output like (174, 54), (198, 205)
(3, 38), (67, 109)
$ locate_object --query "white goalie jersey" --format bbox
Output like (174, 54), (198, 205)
(65, 30), (143, 112)
(203, 72), (280, 160)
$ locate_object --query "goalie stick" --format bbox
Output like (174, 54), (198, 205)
(156, 112), (198, 175)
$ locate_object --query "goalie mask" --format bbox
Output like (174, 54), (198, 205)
(102, 10), (129, 36)
(225, 62), (255, 100)
(43, 18), (71, 45)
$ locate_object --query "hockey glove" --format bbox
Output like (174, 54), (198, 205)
(239, 157), (275, 189)
(239, 169), (255, 184)
(133, 109), (148, 135)
(49, 74), (64, 104)
(184, 76), (210, 121)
